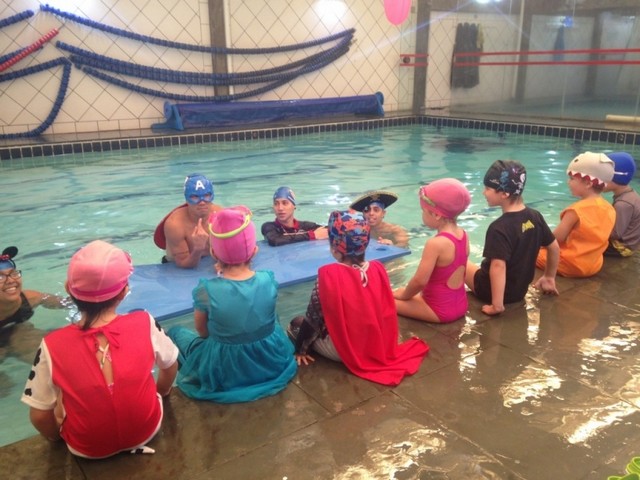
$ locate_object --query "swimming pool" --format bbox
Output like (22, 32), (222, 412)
(0, 124), (629, 447)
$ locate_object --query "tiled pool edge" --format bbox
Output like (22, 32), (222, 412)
(2, 115), (639, 161)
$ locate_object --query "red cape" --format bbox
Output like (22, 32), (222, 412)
(318, 261), (428, 386)
(153, 203), (188, 249)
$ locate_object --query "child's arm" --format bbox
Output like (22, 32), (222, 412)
(484, 258), (506, 315)
(156, 361), (178, 397)
(552, 209), (579, 244)
(29, 407), (61, 441)
(533, 239), (560, 295)
(393, 237), (439, 300)
(194, 309), (209, 337)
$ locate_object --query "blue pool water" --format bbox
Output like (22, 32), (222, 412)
(0, 125), (630, 447)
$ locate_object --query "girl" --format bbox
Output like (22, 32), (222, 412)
(21, 240), (178, 458)
(168, 206), (297, 403)
(394, 178), (471, 323)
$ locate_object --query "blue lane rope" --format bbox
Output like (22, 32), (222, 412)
(59, 34), (351, 87)
(0, 57), (71, 139)
(41, 4), (354, 55)
(0, 10), (34, 30)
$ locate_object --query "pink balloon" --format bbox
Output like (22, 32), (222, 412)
(384, 0), (412, 26)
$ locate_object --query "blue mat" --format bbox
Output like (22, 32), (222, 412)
(117, 239), (409, 321)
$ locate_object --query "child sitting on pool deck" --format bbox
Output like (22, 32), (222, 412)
(603, 152), (640, 257)
(536, 152), (616, 277)
(465, 160), (560, 316)
(393, 179), (471, 323)
(168, 206), (297, 403)
(21, 240), (178, 459)
(288, 210), (428, 386)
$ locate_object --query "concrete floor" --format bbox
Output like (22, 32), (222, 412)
(2, 253), (639, 480)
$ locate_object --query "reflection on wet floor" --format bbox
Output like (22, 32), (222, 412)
(2, 255), (640, 479)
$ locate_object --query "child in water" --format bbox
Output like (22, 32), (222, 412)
(288, 211), (428, 386)
(22, 240), (178, 459)
(537, 152), (615, 277)
(394, 179), (471, 323)
(168, 206), (297, 403)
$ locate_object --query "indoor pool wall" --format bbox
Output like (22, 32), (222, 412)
(1, 114), (639, 162)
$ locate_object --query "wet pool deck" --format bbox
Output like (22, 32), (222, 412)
(2, 254), (639, 480)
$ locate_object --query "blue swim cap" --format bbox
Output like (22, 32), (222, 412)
(184, 174), (214, 204)
(608, 152), (636, 186)
(273, 186), (296, 205)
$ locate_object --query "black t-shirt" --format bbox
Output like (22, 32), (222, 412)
(475, 207), (555, 303)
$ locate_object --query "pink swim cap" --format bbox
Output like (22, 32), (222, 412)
(208, 206), (257, 265)
(67, 240), (133, 302)
(419, 178), (471, 219)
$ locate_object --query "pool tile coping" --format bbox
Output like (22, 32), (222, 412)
(2, 115), (639, 161)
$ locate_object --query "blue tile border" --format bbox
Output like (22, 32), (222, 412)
(1, 115), (639, 160)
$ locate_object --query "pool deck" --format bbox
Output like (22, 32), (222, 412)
(3, 254), (640, 480)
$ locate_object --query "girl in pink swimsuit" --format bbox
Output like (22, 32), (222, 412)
(393, 179), (471, 323)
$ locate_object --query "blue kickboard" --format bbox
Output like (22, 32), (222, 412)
(118, 240), (410, 321)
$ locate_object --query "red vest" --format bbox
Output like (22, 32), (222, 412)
(45, 311), (161, 457)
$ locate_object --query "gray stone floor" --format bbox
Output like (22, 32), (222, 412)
(3, 254), (639, 480)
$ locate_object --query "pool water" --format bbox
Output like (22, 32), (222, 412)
(0, 125), (627, 447)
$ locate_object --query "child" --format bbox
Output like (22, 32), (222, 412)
(1, 246), (67, 328)
(603, 152), (640, 257)
(261, 186), (328, 246)
(393, 179), (471, 323)
(288, 211), (428, 386)
(21, 240), (178, 459)
(466, 160), (560, 316)
(349, 190), (409, 247)
(168, 206), (297, 403)
(537, 152), (616, 276)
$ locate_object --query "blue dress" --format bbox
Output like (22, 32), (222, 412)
(168, 270), (297, 403)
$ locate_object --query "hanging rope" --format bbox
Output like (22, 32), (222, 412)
(41, 4), (354, 55)
(0, 57), (71, 139)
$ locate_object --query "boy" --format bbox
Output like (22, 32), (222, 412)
(537, 152), (615, 276)
(261, 186), (328, 246)
(465, 160), (560, 316)
(349, 190), (409, 247)
(603, 152), (640, 257)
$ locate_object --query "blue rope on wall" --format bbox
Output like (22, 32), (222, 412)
(41, 4), (354, 55)
(0, 57), (71, 139)
(58, 34), (351, 87)
(0, 10), (34, 30)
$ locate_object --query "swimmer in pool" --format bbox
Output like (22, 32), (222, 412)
(261, 186), (328, 246)
(349, 190), (409, 247)
(0, 246), (67, 329)
(154, 174), (223, 268)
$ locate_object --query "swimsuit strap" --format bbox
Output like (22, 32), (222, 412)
(339, 261), (370, 287)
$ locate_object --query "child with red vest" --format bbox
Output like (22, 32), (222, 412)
(21, 240), (178, 458)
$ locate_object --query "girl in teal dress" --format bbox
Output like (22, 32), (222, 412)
(168, 206), (297, 403)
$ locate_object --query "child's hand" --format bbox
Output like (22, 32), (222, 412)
(481, 304), (505, 316)
(532, 276), (559, 295)
(295, 353), (315, 366)
(377, 237), (392, 245)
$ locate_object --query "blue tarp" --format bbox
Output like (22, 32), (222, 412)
(152, 92), (384, 131)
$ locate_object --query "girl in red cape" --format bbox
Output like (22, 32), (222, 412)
(288, 210), (428, 386)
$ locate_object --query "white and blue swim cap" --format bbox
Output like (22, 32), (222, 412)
(273, 186), (296, 205)
(607, 152), (636, 186)
(184, 174), (214, 204)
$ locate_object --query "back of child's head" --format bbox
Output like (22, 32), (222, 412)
(566, 152), (614, 191)
(328, 210), (370, 262)
(67, 240), (133, 328)
(483, 160), (527, 200)
(419, 178), (470, 220)
(208, 206), (256, 265)
(607, 152), (636, 186)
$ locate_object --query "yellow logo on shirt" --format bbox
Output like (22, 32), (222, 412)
(522, 220), (535, 233)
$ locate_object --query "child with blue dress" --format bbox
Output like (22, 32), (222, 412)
(168, 206), (297, 403)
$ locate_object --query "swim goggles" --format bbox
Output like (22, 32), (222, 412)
(208, 207), (253, 239)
